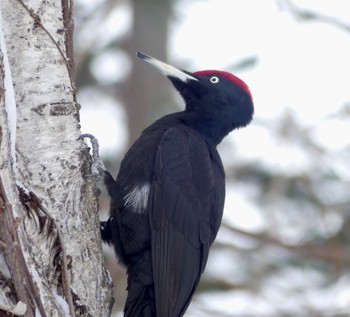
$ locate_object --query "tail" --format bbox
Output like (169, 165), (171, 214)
(124, 252), (155, 317)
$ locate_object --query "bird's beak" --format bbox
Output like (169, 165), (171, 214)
(137, 51), (198, 82)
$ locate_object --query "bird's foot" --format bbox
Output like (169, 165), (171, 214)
(79, 133), (106, 178)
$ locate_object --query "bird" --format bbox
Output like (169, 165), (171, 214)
(81, 51), (254, 317)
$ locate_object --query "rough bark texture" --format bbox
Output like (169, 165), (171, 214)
(0, 1), (113, 316)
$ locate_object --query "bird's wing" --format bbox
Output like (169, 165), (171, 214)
(149, 126), (224, 316)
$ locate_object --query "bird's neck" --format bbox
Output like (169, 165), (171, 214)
(181, 111), (229, 146)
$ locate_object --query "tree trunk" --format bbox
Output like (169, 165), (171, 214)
(123, 0), (173, 145)
(0, 1), (113, 316)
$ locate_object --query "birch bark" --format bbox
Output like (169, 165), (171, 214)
(0, 1), (113, 316)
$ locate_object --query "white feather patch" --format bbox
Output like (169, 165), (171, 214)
(124, 184), (151, 214)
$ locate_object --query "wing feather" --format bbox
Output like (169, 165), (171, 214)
(149, 126), (223, 316)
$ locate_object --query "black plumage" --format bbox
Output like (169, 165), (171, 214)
(85, 52), (254, 317)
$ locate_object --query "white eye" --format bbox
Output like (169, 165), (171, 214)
(210, 76), (219, 84)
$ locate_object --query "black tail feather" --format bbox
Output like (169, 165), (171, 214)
(124, 279), (156, 317)
(124, 282), (155, 317)
(124, 255), (155, 317)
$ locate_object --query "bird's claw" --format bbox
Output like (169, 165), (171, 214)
(79, 133), (106, 178)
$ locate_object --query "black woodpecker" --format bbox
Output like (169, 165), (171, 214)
(81, 52), (254, 317)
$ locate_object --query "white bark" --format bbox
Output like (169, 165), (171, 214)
(0, 1), (113, 316)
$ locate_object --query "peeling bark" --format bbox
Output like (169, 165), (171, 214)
(0, 1), (113, 316)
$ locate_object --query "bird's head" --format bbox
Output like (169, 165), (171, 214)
(137, 52), (254, 143)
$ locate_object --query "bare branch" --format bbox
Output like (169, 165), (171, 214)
(222, 223), (350, 265)
(16, 0), (77, 95)
(279, 0), (350, 33)
(62, 0), (77, 100)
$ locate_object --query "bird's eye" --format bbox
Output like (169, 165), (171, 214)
(210, 76), (219, 84)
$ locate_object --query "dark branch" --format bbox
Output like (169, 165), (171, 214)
(222, 223), (350, 265)
(0, 177), (45, 317)
(16, 0), (77, 96)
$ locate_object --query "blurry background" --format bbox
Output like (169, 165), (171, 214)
(74, 0), (350, 316)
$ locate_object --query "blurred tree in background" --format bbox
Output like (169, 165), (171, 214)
(75, 0), (350, 316)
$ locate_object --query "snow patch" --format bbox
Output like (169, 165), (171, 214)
(0, 254), (10, 278)
(16, 181), (30, 196)
(53, 290), (70, 317)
